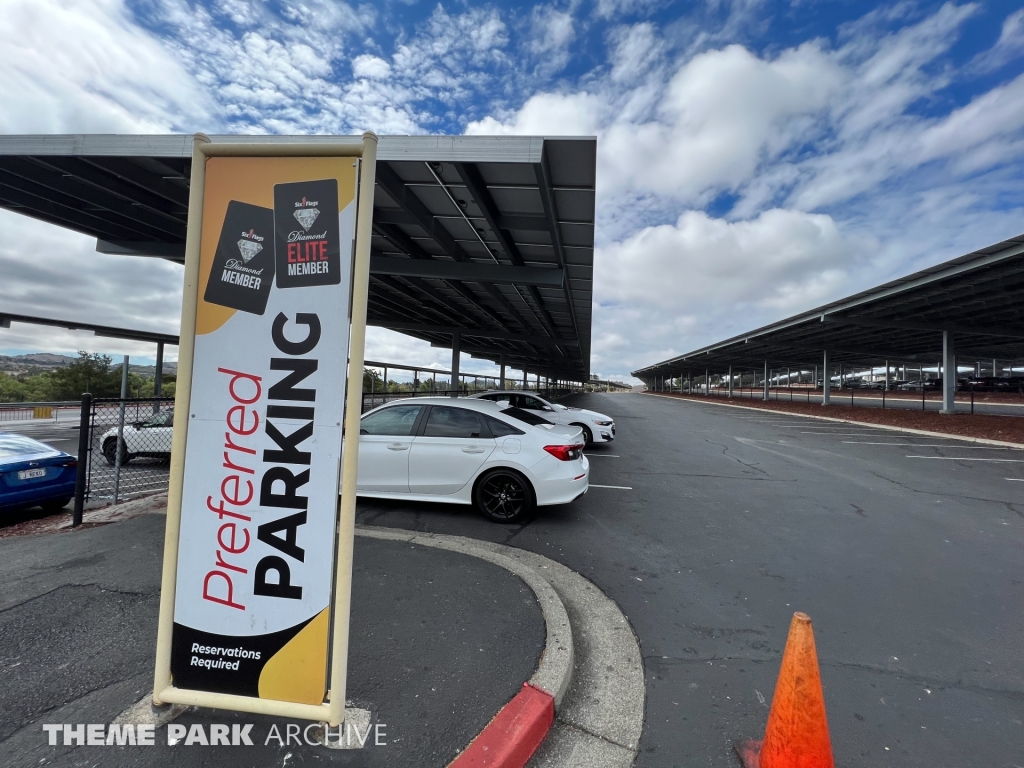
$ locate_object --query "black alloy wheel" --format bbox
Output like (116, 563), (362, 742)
(103, 439), (129, 466)
(577, 425), (593, 447)
(474, 469), (535, 523)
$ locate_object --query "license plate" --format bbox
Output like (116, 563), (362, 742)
(18, 468), (46, 480)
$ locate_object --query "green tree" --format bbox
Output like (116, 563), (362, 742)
(0, 371), (28, 402)
(48, 352), (122, 400)
(363, 367), (383, 392)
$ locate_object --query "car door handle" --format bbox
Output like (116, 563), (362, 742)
(462, 447), (486, 454)
(387, 443), (409, 451)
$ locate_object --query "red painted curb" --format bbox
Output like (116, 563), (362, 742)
(448, 683), (555, 768)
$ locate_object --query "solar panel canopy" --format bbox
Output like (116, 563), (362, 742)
(0, 134), (595, 381)
(634, 233), (1024, 382)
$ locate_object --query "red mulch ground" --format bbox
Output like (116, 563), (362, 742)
(0, 492), (167, 539)
(648, 392), (1024, 445)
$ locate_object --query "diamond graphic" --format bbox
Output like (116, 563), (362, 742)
(293, 207), (320, 231)
(236, 239), (263, 263)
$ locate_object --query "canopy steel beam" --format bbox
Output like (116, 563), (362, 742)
(0, 312), (178, 345)
(370, 254), (563, 286)
(374, 320), (577, 347)
(823, 315), (1024, 339)
(455, 162), (562, 342)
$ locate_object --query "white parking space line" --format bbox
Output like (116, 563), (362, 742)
(843, 441), (1021, 449)
(1007, 478), (1024, 481)
(589, 484), (633, 490)
(799, 431), (901, 436)
(905, 456), (1024, 462)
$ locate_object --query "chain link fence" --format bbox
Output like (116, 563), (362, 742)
(83, 396), (176, 504)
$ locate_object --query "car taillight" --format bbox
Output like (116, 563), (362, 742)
(544, 444), (583, 461)
(62, 460), (77, 468)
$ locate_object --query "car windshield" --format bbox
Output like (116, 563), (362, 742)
(0, 434), (55, 458)
(140, 412), (173, 428)
(500, 407), (553, 426)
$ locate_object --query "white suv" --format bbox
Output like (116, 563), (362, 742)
(100, 410), (174, 465)
(470, 390), (615, 446)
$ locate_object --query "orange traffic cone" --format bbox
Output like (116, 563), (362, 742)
(735, 612), (834, 768)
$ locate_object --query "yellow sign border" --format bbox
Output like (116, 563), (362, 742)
(152, 133), (378, 725)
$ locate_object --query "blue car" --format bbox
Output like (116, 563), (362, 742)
(0, 433), (78, 512)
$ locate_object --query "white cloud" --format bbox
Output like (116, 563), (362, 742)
(597, 208), (859, 310)
(968, 8), (1024, 74)
(466, 91), (604, 135)
(0, 0), (214, 133)
(0, 209), (184, 360)
(352, 54), (392, 79)
(608, 22), (665, 83)
(525, 5), (577, 76)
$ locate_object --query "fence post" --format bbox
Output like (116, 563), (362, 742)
(72, 393), (92, 527)
(112, 356), (129, 505)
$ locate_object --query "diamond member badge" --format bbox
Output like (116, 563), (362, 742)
(293, 207), (320, 231)
(236, 238), (263, 263)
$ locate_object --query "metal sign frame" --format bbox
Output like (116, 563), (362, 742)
(152, 132), (378, 725)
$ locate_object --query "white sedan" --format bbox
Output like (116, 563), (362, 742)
(470, 390), (616, 446)
(355, 397), (588, 523)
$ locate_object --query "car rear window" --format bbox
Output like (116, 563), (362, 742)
(0, 434), (54, 458)
(500, 407), (553, 426)
(423, 406), (485, 438)
(485, 415), (524, 437)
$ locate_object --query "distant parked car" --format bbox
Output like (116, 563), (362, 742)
(100, 410), (174, 465)
(469, 390), (615, 446)
(898, 379), (942, 391)
(993, 377), (1024, 393)
(0, 433), (78, 512)
(965, 376), (1024, 393)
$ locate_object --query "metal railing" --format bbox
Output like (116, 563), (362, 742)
(647, 381), (1024, 413)
(0, 400), (82, 422)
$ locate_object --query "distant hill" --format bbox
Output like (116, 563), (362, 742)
(0, 353), (177, 379)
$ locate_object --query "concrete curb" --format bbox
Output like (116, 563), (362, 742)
(645, 392), (1024, 448)
(355, 527), (574, 708)
(356, 526), (645, 768)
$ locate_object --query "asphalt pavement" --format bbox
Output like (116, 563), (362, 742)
(357, 392), (1024, 768)
(0, 515), (545, 767)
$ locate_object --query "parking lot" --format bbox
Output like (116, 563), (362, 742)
(355, 392), (1024, 768)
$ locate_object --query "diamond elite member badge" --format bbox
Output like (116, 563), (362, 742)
(203, 200), (276, 315)
(274, 179), (341, 289)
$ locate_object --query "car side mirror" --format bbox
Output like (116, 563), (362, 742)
(542, 405), (554, 411)
(132, 421), (144, 429)
(359, 428), (369, 435)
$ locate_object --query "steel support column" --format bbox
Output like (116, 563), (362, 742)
(941, 331), (956, 414)
(763, 361), (769, 401)
(822, 350), (830, 406)
(154, 341), (164, 413)
(728, 365), (733, 398)
(450, 331), (460, 398)
(499, 352), (506, 391)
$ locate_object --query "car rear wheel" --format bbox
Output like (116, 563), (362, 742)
(474, 469), (535, 524)
(574, 424), (593, 446)
(103, 439), (130, 466)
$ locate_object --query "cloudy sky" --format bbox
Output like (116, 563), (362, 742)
(1, 0), (1023, 382)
